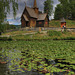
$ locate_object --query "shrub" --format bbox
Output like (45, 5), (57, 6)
(61, 37), (75, 40)
(0, 36), (12, 41)
(48, 30), (62, 36)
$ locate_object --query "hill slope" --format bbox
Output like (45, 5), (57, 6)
(49, 20), (75, 28)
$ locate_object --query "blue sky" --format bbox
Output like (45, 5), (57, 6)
(6, 0), (60, 25)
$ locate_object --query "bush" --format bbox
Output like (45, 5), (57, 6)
(48, 30), (62, 36)
(61, 37), (75, 40)
(0, 36), (12, 41)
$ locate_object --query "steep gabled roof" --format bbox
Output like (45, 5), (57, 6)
(37, 13), (47, 21)
(26, 7), (38, 18)
(23, 14), (29, 21)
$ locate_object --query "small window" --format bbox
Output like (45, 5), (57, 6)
(45, 22), (48, 24)
(39, 22), (42, 24)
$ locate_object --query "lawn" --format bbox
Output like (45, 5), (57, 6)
(11, 31), (75, 40)
(49, 20), (75, 28)
(0, 30), (75, 41)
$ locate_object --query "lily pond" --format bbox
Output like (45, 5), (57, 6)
(0, 40), (75, 75)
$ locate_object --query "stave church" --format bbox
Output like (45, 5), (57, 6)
(21, 0), (49, 27)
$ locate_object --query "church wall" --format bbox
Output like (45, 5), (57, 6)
(44, 17), (49, 27)
(21, 9), (31, 27)
(36, 21), (44, 27)
(21, 17), (26, 27)
(30, 18), (36, 27)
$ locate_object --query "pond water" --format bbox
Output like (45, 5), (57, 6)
(0, 53), (65, 75)
(0, 40), (75, 75)
(0, 63), (67, 75)
(0, 63), (45, 75)
(0, 49), (45, 75)
(0, 51), (64, 75)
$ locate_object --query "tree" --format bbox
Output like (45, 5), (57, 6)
(44, 0), (53, 17)
(0, 0), (18, 33)
(57, 0), (75, 20)
(54, 4), (63, 20)
(70, 0), (75, 19)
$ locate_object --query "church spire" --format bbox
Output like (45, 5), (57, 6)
(33, 0), (37, 8)
(33, 0), (38, 14)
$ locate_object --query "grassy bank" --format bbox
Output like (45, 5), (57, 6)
(2, 30), (35, 36)
(11, 30), (75, 40)
(0, 30), (75, 40)
(49, 20), (75, 28)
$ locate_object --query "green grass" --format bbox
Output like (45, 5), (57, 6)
(0, 30), (75, 40)
(2, 30), (35, 36)
(49, 20), (75, 28)
(0, 36), (12, 41)
(11, 31), (75, 40)
(49, 20), (60, 27)
(0, 40), (75, 74)
(48, 30), (62, 36)
(1, 31), (75, 40)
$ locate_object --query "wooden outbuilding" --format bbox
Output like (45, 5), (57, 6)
(21, 0), (49, 28)
(61, 18), (66, 28)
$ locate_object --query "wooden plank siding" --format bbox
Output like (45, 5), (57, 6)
(21, 8), (30, 27)
(21, 0), (49, 28)
(36, 21), (44, 27)
(44, 17), (49, 27)
(21, 17), (26, 27)
(30, 18), (36, 27)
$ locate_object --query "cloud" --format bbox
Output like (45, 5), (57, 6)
(7, 0), (60, 25)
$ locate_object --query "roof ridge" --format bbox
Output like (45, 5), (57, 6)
(25, 6), (38, 18)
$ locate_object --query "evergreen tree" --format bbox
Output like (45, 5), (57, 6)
(70, 0), (75, 19)
(54, 4), (63, 20)
(56, 0), (75, 20)
(44, 0), (53, 17)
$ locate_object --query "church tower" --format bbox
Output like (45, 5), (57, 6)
(33, 0), (38, 14)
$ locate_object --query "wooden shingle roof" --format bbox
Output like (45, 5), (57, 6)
(26, 7), (38, 18)
(22, 6), (48, 21)
(37, 13), (47, 21)
(23, 14), (29, 21)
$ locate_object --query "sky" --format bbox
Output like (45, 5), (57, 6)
(7, 0), (60, 25)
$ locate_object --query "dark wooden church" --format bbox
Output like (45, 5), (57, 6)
(21, 0), (49, 27)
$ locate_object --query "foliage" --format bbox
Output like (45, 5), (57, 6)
(54, 4), (63, 20)
(48, 30), (62, 36)
(60, 37), (75, 40)
(0, 0), (18, 32)
(0, 24), (6, 32)
(9, 25), (16, 29)
(0, 40), (75, 74)
(49, 20), (75, 28)
(54, 0), (75, 20)
(44, 0), (53, 16)
(0, 24), (16, 33)
(0, 36), (12, 41)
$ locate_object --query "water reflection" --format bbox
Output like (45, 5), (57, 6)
(0, 50), (45, 75)
(0, 49), (70, 75)
(0, 63), (45, 75)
